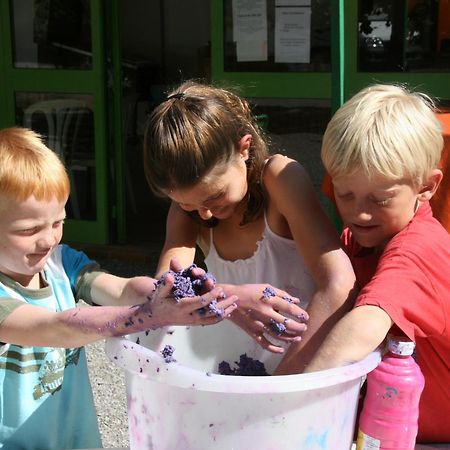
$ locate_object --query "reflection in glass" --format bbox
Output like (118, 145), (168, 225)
(223, 0), (331, 72)
(16, 93), (96, 220)
(11, 0), (92, 69)
(358, 0), (450, 72)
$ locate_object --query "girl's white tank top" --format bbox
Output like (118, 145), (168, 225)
(204, 214), (315, 309)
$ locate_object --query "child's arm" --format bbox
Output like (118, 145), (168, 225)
(155, 202), (199, 278)
(0, 274), (237, 349)
(262, 155), (357, 373)
(304, 305), (393, 372)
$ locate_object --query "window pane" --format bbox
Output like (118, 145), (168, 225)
(16, 93), (97, 220)
(358, 0), (450, 72)
(11, 0), (92, 69)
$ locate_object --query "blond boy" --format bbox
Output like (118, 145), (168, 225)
(306, 85), (450, 442)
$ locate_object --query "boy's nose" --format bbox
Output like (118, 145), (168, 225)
(37, 230), (59, 249)
(198, 207), (213, 220)
(353, 199), (373, 221)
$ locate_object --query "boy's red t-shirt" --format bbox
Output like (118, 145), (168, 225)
(342, 202), (450, 443)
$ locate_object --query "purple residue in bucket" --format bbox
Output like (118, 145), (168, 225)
(218, 354), (268, 376)
(161, 344), (177, 363)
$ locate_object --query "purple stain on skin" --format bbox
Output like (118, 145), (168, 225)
(282, 295), (294, 303)
(218, 354), (269, 376)
(270, 318), (287, 336)
(262, 286), (277, 300)
(160, 344), (176, 363)
(200, 299), (225, 319)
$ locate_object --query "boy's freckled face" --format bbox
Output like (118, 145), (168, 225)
(167, 155), (248, 221)
(0, 195), (67, 284)
(333, 172), (421, 249)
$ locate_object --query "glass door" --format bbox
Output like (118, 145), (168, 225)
(343, 0), (450, 101)
(0, 0), (110, 244)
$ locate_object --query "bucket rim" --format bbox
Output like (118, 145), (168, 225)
(105, 336), (381, 394)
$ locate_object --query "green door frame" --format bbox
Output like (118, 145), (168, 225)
(0, 0), (110, 245)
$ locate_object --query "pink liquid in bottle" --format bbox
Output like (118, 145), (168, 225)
(356, 336), (425, 450)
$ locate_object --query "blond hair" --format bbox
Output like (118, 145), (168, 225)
(0, 127), (70, 202)
(143, 80), (269, 225)
(321, 84), (443, 186)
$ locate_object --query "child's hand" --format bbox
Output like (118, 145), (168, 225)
(224, 284), (309, 353)
(169, 257), (216, 294)
(130, 272), (237, 329)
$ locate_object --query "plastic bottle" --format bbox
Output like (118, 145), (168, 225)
(356, 336), (425, 450)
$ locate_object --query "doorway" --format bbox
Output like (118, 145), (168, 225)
(117, 0), (212, 245)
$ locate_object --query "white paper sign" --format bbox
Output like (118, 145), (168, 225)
(275, 6), (311, 63)
(233, 0), (268, 61)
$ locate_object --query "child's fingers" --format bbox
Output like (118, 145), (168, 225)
(168, 258), (183, 273)
(189, 265), (206, 278)
(231, 313), (286, 354)
(199, 277), (215, 293)
(252, 332), (286, 354)
(189, 266), (216, 293)
(181, 289), (237, 314)
(261, 286), (300, 305)
(270, 298), (309, 323)
(151, 272), (175, 300)
(269, 311), (308, 335)
(196, 302), (238, 325)
(276, 292), (300, 305)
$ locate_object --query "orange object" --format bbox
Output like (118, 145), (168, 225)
(321, 171), (334, 203)
(430, 111), (450, 233)
(321, 111), (450, 233)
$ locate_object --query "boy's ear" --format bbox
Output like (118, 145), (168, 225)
(418, 169), (443, 201)
(238, 134), (252, 160)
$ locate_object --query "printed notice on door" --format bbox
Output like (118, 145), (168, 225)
(275, 1), (311, 63)
(232, 0), (268, 62)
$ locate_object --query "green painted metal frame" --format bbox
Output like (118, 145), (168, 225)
(210, 0), (331, 99)
(326, 0), (344, 231)
(0, 0), (110, 244)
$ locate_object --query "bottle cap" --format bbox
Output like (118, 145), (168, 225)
(387, 336), (415, 356)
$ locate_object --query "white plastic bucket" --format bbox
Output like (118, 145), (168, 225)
(106, 320), (380, 450)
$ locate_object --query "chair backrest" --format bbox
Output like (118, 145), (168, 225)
(23, 99), (88, 159)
